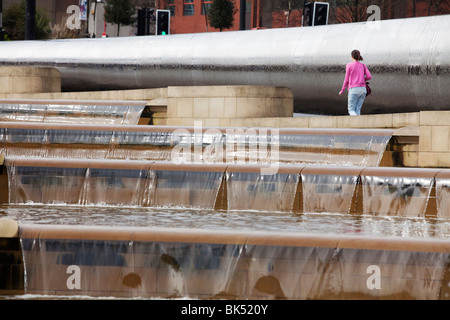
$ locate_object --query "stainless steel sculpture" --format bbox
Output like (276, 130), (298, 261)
(0, 15), (449, 115)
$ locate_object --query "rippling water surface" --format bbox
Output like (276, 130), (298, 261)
(2, 204), (449, 239)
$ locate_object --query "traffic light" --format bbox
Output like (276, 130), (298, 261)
(137, 9), (146, 36)
(156, 10), (170, 35)
(313, 2), (329, 26)
(303, 2), (313, 27)
(303, 2), (329, 27)
(137, 8), (155, 36)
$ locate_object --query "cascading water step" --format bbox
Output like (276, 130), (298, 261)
(0, 122), (393, 167)
(1, 157), (448, 218)
(0, 99), (147, 125)
(0, 220), (448, 300)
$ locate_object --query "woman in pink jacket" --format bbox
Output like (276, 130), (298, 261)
(339, 50), (372, 116)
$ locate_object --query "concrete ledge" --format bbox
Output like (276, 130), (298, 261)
(0, 87), (167, 102)
(18, 223), (450, 253)
(0, 67), (61, 94)
(167, 86), (294, 120)
(167, 86), (293, 99)
(0, 219), (19, 238)
(167, 110), (422, 129)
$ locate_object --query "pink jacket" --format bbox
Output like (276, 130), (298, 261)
(339, 61), (372, 94)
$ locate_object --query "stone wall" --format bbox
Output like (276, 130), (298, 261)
(165, 86), (294, 127)
(0, 67), (61, 94)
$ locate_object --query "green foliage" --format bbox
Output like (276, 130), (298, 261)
(104, 0), (136, 36)
(3, 0), (51, 40)
(208, 0), (237, 31)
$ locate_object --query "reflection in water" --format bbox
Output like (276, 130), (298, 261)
(362, 176), (435, 218)
(1, 204), (449, 239)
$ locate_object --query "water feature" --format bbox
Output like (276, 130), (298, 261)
(2, 204), (449, 239)
(225, 165), (301, 212)
(0, 122), (393, 166)
(0, 99), (147, 125)
(0, 123), (449, 300)
(361, 168), (437, 218)
(3, 157), (450, 218)
(2, 217), (446, 299)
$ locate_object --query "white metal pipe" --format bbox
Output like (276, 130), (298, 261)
(0, 15), (449, 115)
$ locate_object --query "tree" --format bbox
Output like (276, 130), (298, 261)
(334, 0), (373, 23)
(427, 0), (450, 15)
(271, 0), (304, 27)
(3, 0), (51, 40)
(104, 0), (136, 37)
(208, 0), (237, 31)
(333, 0), (398, 24)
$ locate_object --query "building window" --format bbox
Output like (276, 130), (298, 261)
(184, 0), (194, 16)
(166, 0), (176, 16)
(246, 1), (252, 13)
(165, 0), (175, 17)
(201, 0), (212, 15)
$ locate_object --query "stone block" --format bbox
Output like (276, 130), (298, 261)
(166, 86), (294, 120)
(420, 111), (450, 126)
(0, 67), (61, 94)
(270, 98), (294, 117)
(223, 98), (237, 118)
(166, 118), (181, 126)
(438, 153), (450, 167)
(208, 97), (225, 117)
(419, 126), (432, 152)
(203, 118), (221, 127)
(277, 117), (310, 128)
(431, 126), (450, 152)
(236, 97), (268, 118)
(0, 77), (12, 93)
(402, 151), (419, 167)
(219, 118), (231, 127)
(337, 113), (393, 128)
(166, 98), (178, 118)
(193, 98), (210, 118)
(393, 112), (420, 128)
(247, 117), (280, 128)
(229, 118), (247, 127)
(309, 116), (338, 128)
(168, 86), (212, 98)
(418, 152), (440, 168)
(176, 98), (194, 118)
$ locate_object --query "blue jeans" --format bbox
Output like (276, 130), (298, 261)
(348, 87), (367, 116)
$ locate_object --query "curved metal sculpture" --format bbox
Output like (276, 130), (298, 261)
(0, 15), (449, 115)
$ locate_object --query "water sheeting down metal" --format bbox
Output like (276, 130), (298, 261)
(0, 123), (393, 167)
(17, 224), (450, 299)
(3, 158), (450, 218)
(0, 99), (147, 125)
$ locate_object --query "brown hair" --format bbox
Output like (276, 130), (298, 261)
(351, 50), (363, 61)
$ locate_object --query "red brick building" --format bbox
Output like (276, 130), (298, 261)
(2, 0), (448, 37)
(157, 0), (302, 34)
(156, 0), (450, 35)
